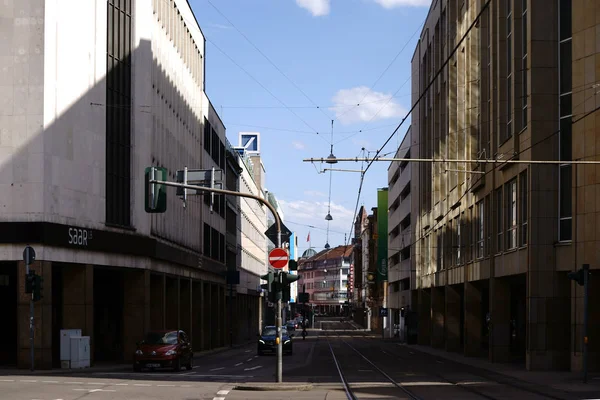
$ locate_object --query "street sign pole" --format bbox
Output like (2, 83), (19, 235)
(23, 246), (35, 372)
(148, 177), (284, 383)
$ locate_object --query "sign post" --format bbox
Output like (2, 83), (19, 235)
(268, 247), (289, 382)
(23, 245), (35, 371)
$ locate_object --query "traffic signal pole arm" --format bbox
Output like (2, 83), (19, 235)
(149, 177), (285, 383)
(149, 179), (282, 247)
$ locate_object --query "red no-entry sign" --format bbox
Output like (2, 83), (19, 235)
(268, 248), (289, 269)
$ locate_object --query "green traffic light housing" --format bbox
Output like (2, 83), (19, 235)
(145, 166), (168, 213)
(288, 260), (298, 271)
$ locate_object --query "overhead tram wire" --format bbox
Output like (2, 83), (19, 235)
(206, 0), (335, 122)
(359, 101), (600, 261)
(333, 21), (424, 125)
(342, 0), (492, 246)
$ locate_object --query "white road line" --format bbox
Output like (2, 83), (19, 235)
(244, 365), (262, 371)
(157, 384), (175, 387)
(134, 383), (151, 386)
(213, 397), (225, 400)
(252, 356), (258, 359)
(244, 350), (251, 353)
(210, 367), (225, 371)
(20, 380), (37, 383)
(409, 351), (415, 354)
(65, 382), (79, 384)
(246, 358), (253, 362)
(436, 360), (443, 363)
(89, 389), (116, 392)
(115, 383), (129, 386)
(42, 380), (59, 383)
(234, 362), (243, 366)
(180, 385), (191, 387)
(0, 379), (15, 382)
(217, 390), (230, 395)
(87, 382), (106, 385)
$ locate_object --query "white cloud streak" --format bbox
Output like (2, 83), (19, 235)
(295, 0), (330, 16)
(279, 199), (353, 232)
(292, 141), (306, 150)
(330, 86), (406, 125)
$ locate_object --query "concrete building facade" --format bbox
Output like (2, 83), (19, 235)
(0, 0), (232, 368)
(387, 128), (415, 339)
(410, 0), (598, 372)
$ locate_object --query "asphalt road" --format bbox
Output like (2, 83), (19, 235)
(0, 318), (594, 400)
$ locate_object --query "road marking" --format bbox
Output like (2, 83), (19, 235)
(65, 382), (79, 384)
(20, 380), (37, 382)
(253, 356), (258, 359)
(180, 371), (196, 375)
(217, 390), (230, 395)
(194, 374), (254, 378)
(244, 350), (251, 353)
(234, 362), (243, 366)
(0, 379), (15, 382)
(210, 367), (225, 371)
(42, 380), (59, 383)
(180, 385), (192, 387)
(90, 389), (115, 392)
(134, 383), (151, 386)
(115, 383), (128, 386)
(358, 369), (373, 372)
(246, 358), (253, 362)
(87, 382), (106, 385)
(213, 398), (225, 400)
(193, 366), (200, 369)
(436, 360), (443, 364)
(157, 384), (175, 387)
(244, 365), (262, 371)
(409, 351), (415, 354)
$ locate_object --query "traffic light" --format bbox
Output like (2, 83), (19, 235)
(288, 260), (298, 271)
(145, 166), (168, 213)
(25, 270), (34, 294)
(400, 306), (406, 317)
(32, 274), (43, 302)
(261, 271), (277, 302)
(568, 268), (586, 286)
(281, 272), (300, 303)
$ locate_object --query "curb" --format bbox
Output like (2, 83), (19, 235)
(233, 383), (313, 391)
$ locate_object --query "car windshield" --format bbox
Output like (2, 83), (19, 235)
(143, 331), (178, 345)
(261, 327), (288, 336)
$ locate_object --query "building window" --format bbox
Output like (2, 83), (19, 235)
(505, 0), (513, 142)
(436, 230), (443, 272)
(520, 170), (528, 245)
(558, 0), (572, 241)
(506, 180), (518, 249)
(455, 217), (461, 266)
(485, 195), (491, 255)
(521, 0), (528, 129)
(106, 0), (132, 227)
(496, 188), (503, 252)
(477, 201), (484, 258)
(204, 118), (211, 154)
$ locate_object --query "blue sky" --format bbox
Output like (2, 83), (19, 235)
(191, 0), (430, 254)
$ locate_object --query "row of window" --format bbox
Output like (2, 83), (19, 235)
(425, 170), (528, 271)
(204, 223), (225, 263)
(153, 0), (204, 89)
(204, 118), (226, 170)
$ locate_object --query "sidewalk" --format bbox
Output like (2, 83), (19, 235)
(401, 342), (600, 396)
(0, 340), (255, 376)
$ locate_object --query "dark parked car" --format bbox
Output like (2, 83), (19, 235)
(257, 326), (293, 355)
(133, 330), (193, 372)
(286, 320), (298, 331)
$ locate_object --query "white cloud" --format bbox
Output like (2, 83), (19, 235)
(303, 190), (327, 197)
(330, 86), (406, 125)
(279, 199), (354, 232)
(371, 0), (431, 8)
(295, 0), (330, 16)
(292, 140), (306, 150)
(207, 23), (232, 30)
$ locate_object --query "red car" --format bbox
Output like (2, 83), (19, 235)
(133, 330), (193, 372)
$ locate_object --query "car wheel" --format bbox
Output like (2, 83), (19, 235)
(174, 358), (181, 372)
(186, 356), (193, 370)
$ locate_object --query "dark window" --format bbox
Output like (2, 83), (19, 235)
(211, 129), (219, 162)
(559, 41), (572, 93)
(520, 170), (528, 246)
(506, 180), (517, 250)
(203, 223), (211, 256)
(106, 0), (132, 227)
(496, 188), (503, 252)
(559, 0), (572, 41)
(210, 227), (218, 260)
(204, 118), (211, 154)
